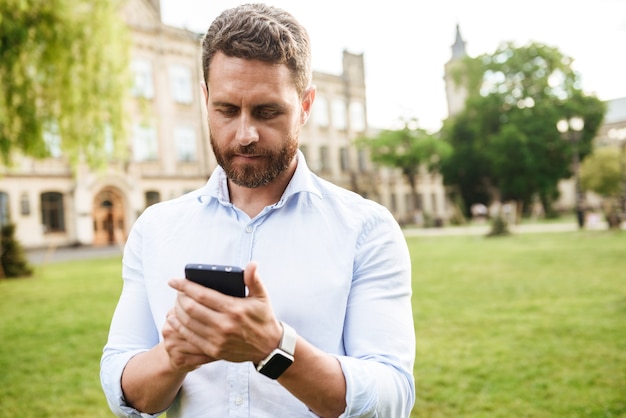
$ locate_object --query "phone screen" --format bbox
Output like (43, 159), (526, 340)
(184, 264), (245, 297)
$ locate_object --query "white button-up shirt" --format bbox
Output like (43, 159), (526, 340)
(101, 152), (415, 417)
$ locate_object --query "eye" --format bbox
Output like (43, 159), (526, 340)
(255, 107), (281, 120)
(217, 106), (239, 117)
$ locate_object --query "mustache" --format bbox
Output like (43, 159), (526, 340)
(231, 143), (269, 156)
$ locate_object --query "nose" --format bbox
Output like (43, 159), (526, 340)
(235, 114), (259, 146)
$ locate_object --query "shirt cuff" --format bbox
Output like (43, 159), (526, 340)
(101, 349), (163, 418)
(334, 355), (378, 417)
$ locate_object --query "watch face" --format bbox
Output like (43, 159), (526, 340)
(259, 353), (293, 379)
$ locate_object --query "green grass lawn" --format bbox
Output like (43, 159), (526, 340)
(409, 231), (626, 418)
(0, 257), (121, 418)
(0, 231), (624, 417)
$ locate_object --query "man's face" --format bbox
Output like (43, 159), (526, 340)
(204, 52), (314, 188)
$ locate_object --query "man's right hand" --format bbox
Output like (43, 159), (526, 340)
(120, 315), (213, 414)
(163, 307), (215, 373)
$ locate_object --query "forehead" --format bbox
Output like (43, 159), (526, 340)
(207, 53), (299, 103)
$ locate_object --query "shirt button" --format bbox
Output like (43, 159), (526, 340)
(245, 226), (253, 233)
(235, 397), (243, 405)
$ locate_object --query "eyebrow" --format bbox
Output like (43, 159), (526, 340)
(211, 101), (288, 112)
(211, 101), (235, 108)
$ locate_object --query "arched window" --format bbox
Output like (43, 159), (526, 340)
(41, 192), (65, 232)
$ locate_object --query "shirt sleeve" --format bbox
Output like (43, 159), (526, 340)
(336, 209), (416, 417)
(100, 215), (164, 418)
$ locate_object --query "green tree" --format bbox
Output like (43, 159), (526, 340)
(357, 120), (452, 222)
(0, 0), (130, 168)
(580, 146), (624, 228)
(441, 42), (605, 219)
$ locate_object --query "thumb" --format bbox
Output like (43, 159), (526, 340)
(244, 261), (267, 299)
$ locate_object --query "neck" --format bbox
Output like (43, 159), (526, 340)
(228, 157), (297, 218)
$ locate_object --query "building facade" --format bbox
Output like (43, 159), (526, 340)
(0, 0), (449, 249)
(1, 0), (211, 249)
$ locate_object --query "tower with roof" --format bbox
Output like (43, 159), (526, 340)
(444, 24), (468, 119)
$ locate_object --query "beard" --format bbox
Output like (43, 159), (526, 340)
(210, 130), (299, 188)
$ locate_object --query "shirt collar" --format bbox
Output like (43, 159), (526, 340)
(197, 150), (322, 206)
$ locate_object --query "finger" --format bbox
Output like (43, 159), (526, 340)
(167, 313), (201, 347)
(169, 277), (218, 295)
(243, 261), (267, 299)
(171, 297), (212, 340)
(170, 277), (235, 310)
(162, 328), (214, 372)
(168, 278), (182, 290)
(167, 311), (223, 358)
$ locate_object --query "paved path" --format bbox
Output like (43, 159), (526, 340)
(26, 244), (123, 265)
(26, 220), (616, 264)
(403, 221), (582, 237)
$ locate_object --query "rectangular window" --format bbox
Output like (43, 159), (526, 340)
(358, 148), (368, 173)
(332, 99), (347, 130)
(41, 192), (65, 232)
(170, 65), (193, 104)
(340, 147), (350, 172)
(405, 193), (413, 212)
(0, 192), (9, 226)
(320, 146), (330, 172)
(349, 101), (366, 132)
(174, 126), (196, 162)
(145, 191), (161, 208)
(313, 96), (329, 128)
(133, 124), (158, 161)
(20, 193), (30, 216)
(131, 59), (154, 99)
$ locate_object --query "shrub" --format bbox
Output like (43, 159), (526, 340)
(1, 223), (33, 278)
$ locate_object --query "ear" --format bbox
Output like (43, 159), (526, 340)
(201, 81), (209, 105)
(300, 85), (316, 125)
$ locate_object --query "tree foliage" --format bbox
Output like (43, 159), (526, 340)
(357, 120), (452, 214)
(441, 42), (606, 217)
(0, 0), (130, 168)
(580, 146), (622, 197)
(580, 146), (625, 228)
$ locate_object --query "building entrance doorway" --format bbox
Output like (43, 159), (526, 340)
(92, 188), (125, 246)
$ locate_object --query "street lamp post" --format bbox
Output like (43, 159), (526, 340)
(608, 127), (626, 218)
(557, 116), (585, 229)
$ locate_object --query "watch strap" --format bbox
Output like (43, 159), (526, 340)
(279, 321), (296, 355)
(256, 321), (297, 378)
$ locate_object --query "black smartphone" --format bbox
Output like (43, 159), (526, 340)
(184, 263), (246, 297)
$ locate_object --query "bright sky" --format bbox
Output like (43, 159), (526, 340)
(161, 0), (626, 132)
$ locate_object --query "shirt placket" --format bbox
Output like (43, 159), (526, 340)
(227, 362), (250, 418)
(238, 205), (276, 266)
(227, 211), (271, 417)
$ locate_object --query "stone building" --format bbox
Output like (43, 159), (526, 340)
(594, 97), (626, 148)
(1, 0), (210, 249)
(302, 49), (448, 225)
(0, 0), (450, 249)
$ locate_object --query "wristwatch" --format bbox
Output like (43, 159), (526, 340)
(256, 321), (297, 379)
